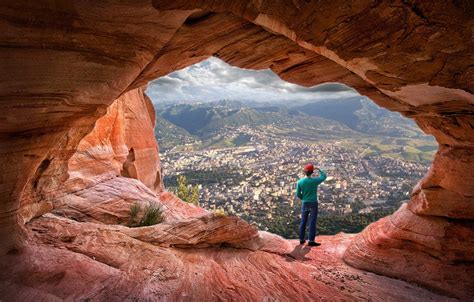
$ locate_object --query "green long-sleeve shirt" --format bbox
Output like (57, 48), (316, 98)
(296, 169), (327, 202)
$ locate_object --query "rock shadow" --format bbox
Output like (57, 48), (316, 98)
(286, 244), (312, 262)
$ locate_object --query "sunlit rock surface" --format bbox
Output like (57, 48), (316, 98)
(67, 87), (163, 194)
(0, 0), (473, 300)
(0, 215), (455, 301)
(344, 204), (474, 299)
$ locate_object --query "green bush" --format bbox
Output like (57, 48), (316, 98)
(129, 203), (140, 226)
(175, 174), (200, 205)
(141, 204), (164, 226)
(129, 202), (164, 227)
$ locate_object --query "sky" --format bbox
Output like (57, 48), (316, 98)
(146, 57), (359, 104)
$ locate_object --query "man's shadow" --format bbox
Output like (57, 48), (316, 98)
(285, 244), (312, 262)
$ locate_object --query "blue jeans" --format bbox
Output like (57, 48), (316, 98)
(299, 202), (318, 242)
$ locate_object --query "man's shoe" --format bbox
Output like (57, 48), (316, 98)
(299, 240), (306, 245)
(308, 241), (321, 247)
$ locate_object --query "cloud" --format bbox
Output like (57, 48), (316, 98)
(146, 57), (359, 103)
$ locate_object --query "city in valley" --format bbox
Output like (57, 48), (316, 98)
(161, 125), (431, 237)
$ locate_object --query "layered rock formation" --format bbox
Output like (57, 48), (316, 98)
(344, 145), (474, 299)
(0, 0), (473, 300)
(17, 86), (166, 225)
(66, 86), (163, 194)
(1, 214), (455, 301)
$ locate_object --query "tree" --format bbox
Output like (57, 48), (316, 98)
(176, 174), (190, 201)
(176, 174), (200, 205)
(351, 200), (366, 213)
(189, 185), (200, 205)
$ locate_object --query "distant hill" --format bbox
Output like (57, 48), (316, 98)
(158, 103), (354, 138)
(295, 97), (423, 138)
(159, 104), (238, 135)
(157, 98), (428, 140)
(154, 117), (199, 151)
(154, 99), (436, 161)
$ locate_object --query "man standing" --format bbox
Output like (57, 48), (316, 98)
(296, 163), (327, 246)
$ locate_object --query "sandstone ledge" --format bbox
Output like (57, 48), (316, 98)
(0, 215), (455, 301)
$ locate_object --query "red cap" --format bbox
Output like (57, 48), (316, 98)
(303, 163), (314, 172)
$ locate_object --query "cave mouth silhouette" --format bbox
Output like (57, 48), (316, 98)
(147, 56), (436, 237)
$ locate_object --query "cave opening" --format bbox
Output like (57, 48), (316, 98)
(146, 56), (436, 238)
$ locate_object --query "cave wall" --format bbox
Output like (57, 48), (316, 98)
(66, 86), (163, 194)
(0, 0), (473, 298)
(0, 0), (193, 254)
(17, 86), (164, 225)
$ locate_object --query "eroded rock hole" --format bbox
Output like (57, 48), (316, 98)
(121, 148), (137, 179)
(33, 158), (52, 189)
(184, 11), (216, 25)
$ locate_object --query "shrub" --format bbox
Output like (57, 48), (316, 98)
(212, 208), (227, 217)
(129, 202), (164, 227)
(129, 203), (141, 226)
(140, 204), (164, 226)
(189, 185), (200, 205)
(175, 174), (200, 205)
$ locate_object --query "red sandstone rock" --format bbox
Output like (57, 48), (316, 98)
(344, 204), (474, 300)
(29, 211), (259, 249)
(53, 177), (160, 225)
(408, 145), (474, 218)
(157, 191), (208, 221)
(235, 230), (296, 255)
(0, 214), (456, 301)
(122, 213), (259, 247)
(67, 87), (163, 194)
(344, 144), (474, 300)
(0, 1), (473, 300)
(52, 176), (207, 226)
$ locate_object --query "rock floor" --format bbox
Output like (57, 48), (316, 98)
(0, 213), (456, 301)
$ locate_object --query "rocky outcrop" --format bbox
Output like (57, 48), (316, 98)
(344, 204), (474, 299)
(51, 177), (202, 226)
(344, 145), (474, 299)
(14, 86), (165, 228)
(408, 145), (474, 218)
(67, 86), (163, 194)
(0, 213), (455, 301)
(0, 0), (473, 300)
(0, 0), (192, 255)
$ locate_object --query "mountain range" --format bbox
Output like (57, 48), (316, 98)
(154, 97), (436, 161)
